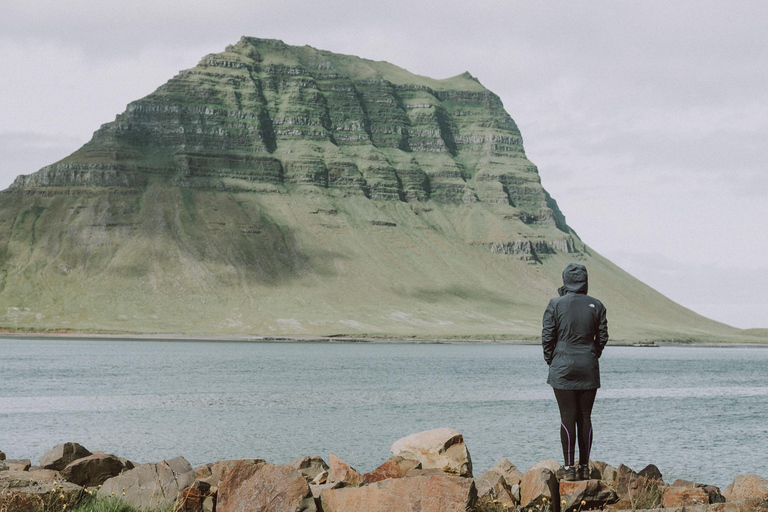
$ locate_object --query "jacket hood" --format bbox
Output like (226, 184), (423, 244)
(558, 263), (588, 296)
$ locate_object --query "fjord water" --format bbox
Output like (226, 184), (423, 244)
(1, 341), (766, 487)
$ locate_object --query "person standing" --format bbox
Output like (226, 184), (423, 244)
(542, 263), (608, 481)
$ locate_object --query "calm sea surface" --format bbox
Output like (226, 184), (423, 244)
(1, 340), (766, 487)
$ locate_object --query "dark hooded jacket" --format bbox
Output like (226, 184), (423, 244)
(542, 263), (609, 390)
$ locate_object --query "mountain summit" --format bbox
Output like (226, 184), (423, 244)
(0, 38), (746, 340)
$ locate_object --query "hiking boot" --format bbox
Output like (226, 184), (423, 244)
(562, 465), (577, 481)
(579, 464), (591, 480)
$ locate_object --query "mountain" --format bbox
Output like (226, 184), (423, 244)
(0, 37), (753, 341)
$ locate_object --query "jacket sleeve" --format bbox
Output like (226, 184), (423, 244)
(595, 304), (609, 357)
(542, 300), (557, 365)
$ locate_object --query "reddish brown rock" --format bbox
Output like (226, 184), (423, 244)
(672, 479), (725, 503)
(390, 428), (473, 477)
(0, 469), (83, 512)
(663, 486), (710, 508)
(290, 455), (329, 482)
(328, 453), (362, 487)
(614, 464), (639, 499)
(216, 460), (316, 512)
(0, 450), (5, 461)
(177, 480), (215, 512)
(475, 468), (517, 509)
(560, 479), (618, 511)
(320, 473), (476, 512)
(39, 442), (92, 471)
(723, 474), (768, 501)
(198, 458), (265, 488)
(60, 451), (134, 487)
(310, 481), (343, 499)
(362, 455), (421, 484)
(520, 466), (559, 509)
(490, 457), (524, 486)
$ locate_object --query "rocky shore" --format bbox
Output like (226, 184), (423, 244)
(1, 429), (767, 512)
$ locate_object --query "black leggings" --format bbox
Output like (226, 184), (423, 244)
(553, 388), (597, 467)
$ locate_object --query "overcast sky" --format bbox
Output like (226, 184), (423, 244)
(2, 1), (766, 329)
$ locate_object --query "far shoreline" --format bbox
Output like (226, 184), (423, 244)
(1, 331), (767, 347)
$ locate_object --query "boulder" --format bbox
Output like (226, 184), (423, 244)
(39, 442), (92, 471)
(593, 461), (617, 484)
(559, 479), (618, 511)
(390, 428), (473, 477)
(723, 474), (768, 501)
(606, 497), (768, 511)
(362, 455), (421, 484)
(475, 468), (517, 509)
(197, 458), (265, 488)
(310, 481), (343, 499)
(328, 453), (362, 487)
(290, 455), (329, 482)
(531, 459), (562, 473)
(5, 459), (31, 471)
(613, 464), (639, 499)
(662, 485), (710, 508)
(320, 473), (476, 512)
(98, 456), (196, 510)
(0, 461), (7, 471)
(489, 458), (524, 486)
(216, 459), (316, 512)
(0, 469), (83, 512)
(520, 466), (559, 509)
(672, 479), (725, 504)
(177, 480), (215, 512)
(638, 464), (664, 482)
(60, 451), (134, 487)
(0, 450), (5, 460)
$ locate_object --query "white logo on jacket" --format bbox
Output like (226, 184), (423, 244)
(589, 304), (595, 308)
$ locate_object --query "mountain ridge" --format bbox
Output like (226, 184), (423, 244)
(0, 37), (756, 342)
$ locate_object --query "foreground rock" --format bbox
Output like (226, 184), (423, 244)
(290, 455), (329, 482)
(0, 450), (5, 461)
(608, 497), (768, 511)
(362, 455), (421, 484)
(39, 442), (92, 471)
(98, 456), (196, 510)
(559, 479), (618, 511)
(4, 458), (31, 471)
(662, 485), (710, 508)
(673, 479), (725, 504)
(60, 451), (134, 487)
(176, 480), (216, 512)
(216, 459), (316, 512)
(195, 458), (265, 488)
(723, 473), (768, 501)
(320, 473), (476, 512)
(490, 457), (524, 486)
(328, 453), (362, 487)
(520, 466), (559, 509)
(390, 428), (473, 477)
(0, 469), (82, 512)
(475, 468), (517, 509)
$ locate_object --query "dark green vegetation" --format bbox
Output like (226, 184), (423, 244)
(0, 38), (757, 342)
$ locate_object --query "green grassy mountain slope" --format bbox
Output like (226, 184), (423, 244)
(0, 38), (753, 341)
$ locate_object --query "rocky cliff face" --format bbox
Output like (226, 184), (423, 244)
(0, 38), (746, 340)
(9, 37), (574, 251)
